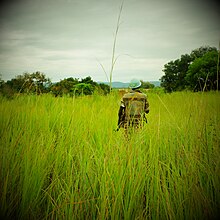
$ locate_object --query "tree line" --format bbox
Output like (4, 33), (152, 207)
(0, 73), (110, 98)
(160, 46), (220, 92)
(0, 72), (157, 98)
(1, 45), (218, 97)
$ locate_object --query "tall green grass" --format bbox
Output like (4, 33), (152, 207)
(0, 91), (219, 219)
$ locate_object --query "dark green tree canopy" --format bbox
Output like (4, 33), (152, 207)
(2, 71), (51, 95)
(186, 50), (218, 91)
(72, 83), (93, 95)
(190, 46), (217, 60)
(160, 46), (219, 92)
(50, 76), (110, 97)
(160, 54), (192, 92)
(140, 80), (155, 89)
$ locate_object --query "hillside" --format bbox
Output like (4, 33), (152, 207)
(98, 81), (161, 88)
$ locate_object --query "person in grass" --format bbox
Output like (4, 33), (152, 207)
(117, 79), (150, 131)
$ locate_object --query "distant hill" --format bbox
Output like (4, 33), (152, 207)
(98, 81), (161, 88)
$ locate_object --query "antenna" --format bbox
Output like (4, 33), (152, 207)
(109, 0), (124, 92)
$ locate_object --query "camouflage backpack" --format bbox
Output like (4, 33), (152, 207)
(123, 92), (146, 121)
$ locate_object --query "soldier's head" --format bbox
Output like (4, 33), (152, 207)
(129, 79), (141, 90)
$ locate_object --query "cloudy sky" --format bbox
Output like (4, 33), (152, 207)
(0, 0), (219, 82)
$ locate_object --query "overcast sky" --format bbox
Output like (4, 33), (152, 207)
(0, 0), (219, 82)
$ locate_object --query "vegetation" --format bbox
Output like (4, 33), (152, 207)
(0, 73), (157, 98)
(141, 80), (155, 89)
(0, 91), (219, 219)
(160, 46), (219, 92)
(0, 72), (51, 97)
(50, 76), (110, 97)
(0, 73), (110, 98)
(0, 44), (219, 218)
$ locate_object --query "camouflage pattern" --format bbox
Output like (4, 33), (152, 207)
(118, 89), (149, 129)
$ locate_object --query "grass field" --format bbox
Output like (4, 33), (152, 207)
(0, 91), (220, 219)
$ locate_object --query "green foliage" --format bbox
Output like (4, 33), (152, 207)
(0, 92), (220, 219)
(161, 54), (192, 92)
(72, 83), (93, 96)
(140, 80), (155, 89)
(50, 76), (110, 97)
(50, 77), (79, 97)
(160, 46), (219, 92)
(80, 76), (95, 85)
(0, 72), (51, 97)
(186, 50), (219, 91)
(0, 74), (4, 87)
(1, 74), (110, 98)
(190, 46), (217, 60)
(99, 83), (111, 95)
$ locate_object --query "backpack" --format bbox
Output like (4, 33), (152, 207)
(123, 93), (146, 120)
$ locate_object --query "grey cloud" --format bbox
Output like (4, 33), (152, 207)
(0, 0), (219, 82)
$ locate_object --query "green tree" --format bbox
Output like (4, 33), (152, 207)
(51, 77), (79, 96)
(0, 72), (51, 97)
(72, 83), (93, 96)
(0, 75), (14, 98)
(185, 50), (219, 91)
(4, 75), (27, 94)
(31, 71), (51, 94)
(81, 76), (95, 85)
(97, 83), (110, 95)
(140, 80), (155, 89)
(190, 46), (217, 60)
(176, 54), (192, 90)
(0, 74), (4, 87)
(160, 59), (180, 92)
(160, 46), (217, 92)
(5, 72), (51, 94)
(50, 76), (110, 97)
(161, 54), (193, 92)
